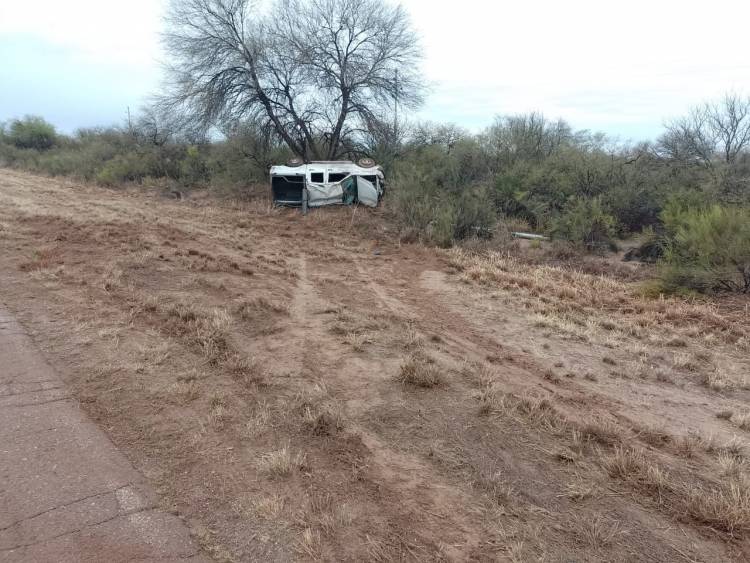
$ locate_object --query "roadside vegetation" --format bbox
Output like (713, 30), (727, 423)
(2, 0), (750, 559)
(1, 0), (749, 301)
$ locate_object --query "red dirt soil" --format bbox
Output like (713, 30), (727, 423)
(1, 168), (750, 561)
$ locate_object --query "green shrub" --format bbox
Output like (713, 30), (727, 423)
(551, 196), (617, 251)
(96, 152), (150, 186)
(660, 205), (750, 293)
(391, 169), (436, 238)
(453, 186), (496, 241)
(391, 165), (496, 247)
(180, 146), (210, 187)
(7, 116), (57, 150)
(429, 199), (457, 247)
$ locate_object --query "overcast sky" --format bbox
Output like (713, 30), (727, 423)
(1, 0), (749, 141)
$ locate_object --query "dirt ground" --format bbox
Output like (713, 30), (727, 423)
(1, 168), (750, 562)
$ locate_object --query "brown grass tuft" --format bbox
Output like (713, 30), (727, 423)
(397, 355), (442, 388)
(734, 412), (750, 431)
(632, 424), (672, 448)
(602, 446), (671, 498)
(574, 515), (625, 549)
(258, 445), (306, 478)
(682, 480), (750, 535)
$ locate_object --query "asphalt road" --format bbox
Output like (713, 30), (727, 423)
(0, 305), (207, 562)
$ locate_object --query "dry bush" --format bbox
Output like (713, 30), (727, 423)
(225, 353), (266, 386)
(258, 445), (306, 478)
(397, 354), (442, 388)
(302, 403), (345, 436)
(515, 394), (565, 430)
(194, 308), (231, 364)
(675, 433), (702, 458)
(682, 480), (750, 535)
(343, 330), (372, 352)
(574, 515), (624, 549)
(300, 492), (354, 537)
(672, 353), (698, 372)
(296, 528), (322, 559)
(166, 379), (201, 404)
(206, 392), (232, 428)
(294, 382), (346, 436)
(236, 296), (289, 319)
(702, 371), (732, 391)
(577, 418), (623, 447)
(602, 446), (671, 498)
(734, 412), (750, 431)
(19, 247), (55, 272)
(474, 471), (517, 509)
(447, 247), (750, 354)
(718, 452), (747, 477)
(716, 437), (746, 459)
(702, 369), (750, 392)
(100, 265), (124, 291)
(564, 480), (595, 501)
(245, 400), (272, 437)
(155, 302), (232, 364)
(632, 424), (672, 448)
(402, 323), (424, 351)
(477, 385), (500, 416)
(252, 494), (285, 520)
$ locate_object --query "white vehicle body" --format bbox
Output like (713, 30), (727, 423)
(270, 161), (385, 208)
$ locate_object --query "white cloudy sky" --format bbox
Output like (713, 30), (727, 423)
(1, 0), (748, 140)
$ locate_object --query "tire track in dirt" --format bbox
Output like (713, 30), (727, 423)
(282, 255), (487, 559)
(2, 169), (746, 561)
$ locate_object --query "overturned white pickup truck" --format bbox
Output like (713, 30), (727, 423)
(270, 160), (385, 210)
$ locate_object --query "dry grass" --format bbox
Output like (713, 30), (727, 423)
(101, 265), (123, 292)
(236, 296), (289, 319)
(397, 354), (442, 388)
(18, 247), (55, 272)
(252, 494), (286, 520)
(702, 370), (733, 392)
(733, 412), (750, 431)
(244, 405), (271, 439)
(682, 480), (750, 535)
(563, 480), (595, 501)
(296, 528), (322, 559)
(602, 446), (671, 498)
(225, 353), (266, 387)
(716, 436), (746, 459)
(343, 330), (372, 352)
(301, 402), (345, 436)
(632, 424), (672, 448)
(702, 368), (750, 392)
(577, 418), (623, 447)
(574, 515), (624, 549)
(207, 393), (231, 428)
(166, 379), (201, 404)
(258, 445), (306, 478)
(675, 433), (703, 458)
(5, 171), (750, 561)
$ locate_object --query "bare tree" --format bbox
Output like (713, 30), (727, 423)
(131, 107), (175, 146)
(485, 113), (573, 164)
(160, 0), (423, 161)
(659, 94), (750, 166)
(707, 94), (750, 164)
